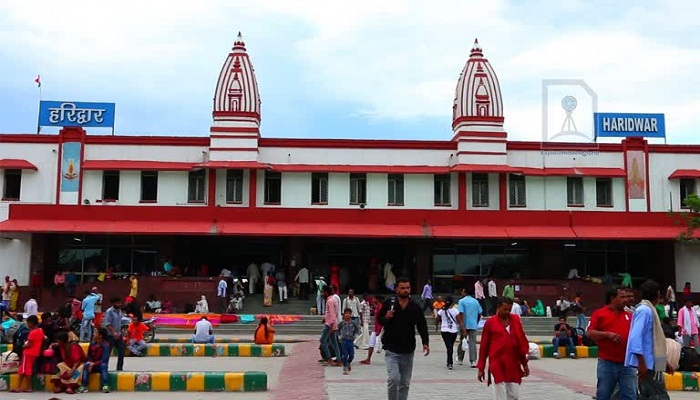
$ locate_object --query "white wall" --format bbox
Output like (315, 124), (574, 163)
(256, 172), (457, 209)
(0, 143), (59, 205)
(0, 233), (32, 285)
(649, 153), (700, 212)
(508, 150), (624, 168)
(85, 145), (209, 162)
(675, 243), (700, 291)
(259, 147), (452, 167)
(516, 176), (626, 211)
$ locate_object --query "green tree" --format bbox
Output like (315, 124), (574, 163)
(675, 193), (700, 243)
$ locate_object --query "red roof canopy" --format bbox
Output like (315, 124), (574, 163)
(0, 159), (37, 170)
(82, 160), (195, 171)
(668, 169), (700, 179)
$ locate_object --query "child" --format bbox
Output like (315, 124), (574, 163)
(11, 315), (44, 393)
(338, 308), (361, 375)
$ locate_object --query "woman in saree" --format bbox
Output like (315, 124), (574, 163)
(263, 272), (275, 307)
(254, 316), (276, 344)
(51, 331), (86, 394)
(9, 279), (19, 310)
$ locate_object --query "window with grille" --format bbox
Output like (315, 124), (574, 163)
(388, 174), (404, 205)
(264, 171), (282, 204)
(349, 173), (366, 204)
(2, 169), (21, 200)
(226, 169), (244, 203)
(140, 171), (158, 202)
(188, 169), (207, 203)
(508, 174), (526, 207)
(434, 174), (451, 206)
(596, 178), (613, 207)
(680, 179), (697, 209)
(102, 170), (120, 201)
(311, 173), (329, 204)
(567, 177), (584, 206)
(471, 173), (489, 207)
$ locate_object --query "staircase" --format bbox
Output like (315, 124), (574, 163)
(157, 297), (569, 338)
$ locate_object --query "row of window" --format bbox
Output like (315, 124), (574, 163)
(2, 169), (698, 208)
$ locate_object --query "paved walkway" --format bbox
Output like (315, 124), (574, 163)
(6, 336), (697, 400)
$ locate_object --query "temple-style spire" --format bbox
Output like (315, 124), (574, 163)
(452, 38), (504, 130)
(212, 31), (261, 122)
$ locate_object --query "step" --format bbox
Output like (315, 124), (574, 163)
(0, 371), (267, 392)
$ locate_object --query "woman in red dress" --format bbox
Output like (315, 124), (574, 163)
(477, 297), (530, 400)
(329, 264), (340, 294)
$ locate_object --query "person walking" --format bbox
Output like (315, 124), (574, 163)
(217, 274), (228, 313)
(586, 285), (635, 400)
(677, 296), (700, 354)
(435, 296), (459, 369)
(666, 284), (677, 318)
(342, 289), (362, 326)
(487, 277), (497, 316)
(476, 297), (529, 400)
(457, 287), (482, 368)
(420, 280), (433, 314)
(356, 294), (371, 349)
(338, 308), (361, 375)
(359, 295), (384, 365)
(625, 280), (673, 398)
(80, 289), (100, 342)
(475, 278), (486, 315)
(315, 276), (327, 315)
(377, 277), (429, 400)
(320, 286), (341, 366)
(294, 265), (310, 300)
(102, 297), (126, 371)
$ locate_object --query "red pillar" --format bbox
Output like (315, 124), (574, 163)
(458, 172), (467, 210)
(499, 173), (507, 210)
(207, 169), (216, 207)
(248, 169), (257, 208)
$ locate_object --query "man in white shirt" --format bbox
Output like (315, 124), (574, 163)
(343, 289), (362, 323)
(487, 278), (497, 316)
(295, 266), (310, 300)
(510, 298), (522, 316)
(24, 295), (38, 317)
(217, 274), (228, 313)
(193, 316), (215, 344)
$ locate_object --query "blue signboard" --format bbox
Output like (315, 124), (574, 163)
(594, 113), (665, 138)
(39, 101), (115, 128)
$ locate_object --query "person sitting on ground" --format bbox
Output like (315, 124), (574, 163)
(127, 316), (149, 356)
(194, 295), (209, 314)
(77, 327), (111, 393)
(145, 294), (162, 313)
(254, 316), (276, 345)
(51, 331), (86, 395)
(552, 316), (578, 359)
(193, 316), (215, 344)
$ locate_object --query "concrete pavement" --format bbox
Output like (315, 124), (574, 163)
(4, 337), (697, 399)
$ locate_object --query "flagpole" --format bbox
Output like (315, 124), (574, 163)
(36, 74), (42, 134)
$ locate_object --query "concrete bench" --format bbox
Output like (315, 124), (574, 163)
(2, 343), (286, 357)
(536, 344), (598, 358)
(664, 371), (699, 391)
(0, 371), (267, 392)
(153, 337), (303, 343)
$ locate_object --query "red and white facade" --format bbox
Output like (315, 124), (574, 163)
(1, 35), (699, 290)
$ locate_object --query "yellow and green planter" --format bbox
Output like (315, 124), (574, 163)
(0, 371), (267, 392)
(1, 343), (286, 357)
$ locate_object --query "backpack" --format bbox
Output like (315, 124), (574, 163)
(12, 325), (30, 358)
(678, 346), (700, 372)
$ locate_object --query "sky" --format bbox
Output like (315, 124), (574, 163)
(1, 1), (699, 144)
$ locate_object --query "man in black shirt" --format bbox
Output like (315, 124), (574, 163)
(553, 316), (578, 359)
(378, 277), (429, 400)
